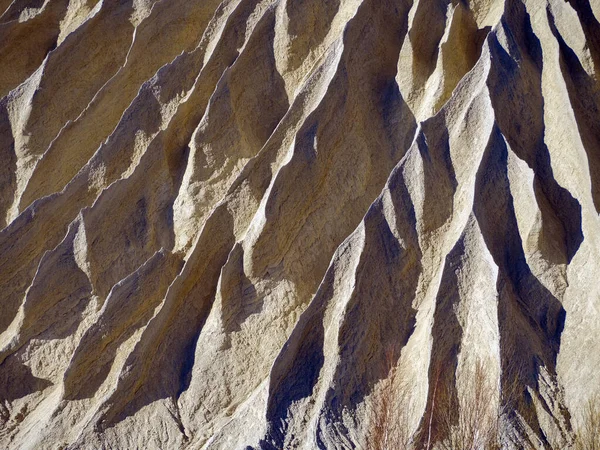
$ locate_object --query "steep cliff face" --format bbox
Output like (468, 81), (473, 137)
(0, 0), (599, 448)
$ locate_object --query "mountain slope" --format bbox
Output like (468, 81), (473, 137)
(0, 0), (599, 448)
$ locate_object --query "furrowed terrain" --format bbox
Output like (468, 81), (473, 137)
(0, 0), (599, 448)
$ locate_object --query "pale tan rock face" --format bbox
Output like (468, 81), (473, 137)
(0, 0), (599, 449)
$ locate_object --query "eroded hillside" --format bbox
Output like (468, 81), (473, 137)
(0, 0), (599, 448)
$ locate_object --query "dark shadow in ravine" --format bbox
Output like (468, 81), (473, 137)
(474, 124), (570, 446)
(414, 229), (468, 447)
(258, 107), (422, 448)
(418, 118), (457, 236)
(486, 3), (583, 265)
(259, 271), (329, 449)
(407, 0), (452, 88)
(98, 204), (236, 429)
(0, 103), (16, 232)
(63, 251), (183, 401)
(547, 7), (600, 214)
(316, 193), (420, 447)
(566, 0), (600, 77)
(219, 244), (262, 334)
(258, 196), (420, 449)
(96, 4), (290, 429)
(0, 357), (52, 404)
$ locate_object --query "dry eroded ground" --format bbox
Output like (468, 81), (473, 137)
(0, 0), (599, 448)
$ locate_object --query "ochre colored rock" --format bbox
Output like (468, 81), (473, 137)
(0, 0), (599, 448)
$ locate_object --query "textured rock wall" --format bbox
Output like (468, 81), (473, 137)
(0, 0), (599, 448)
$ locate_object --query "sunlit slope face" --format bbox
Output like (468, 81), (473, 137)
(0, 0), (599, 449)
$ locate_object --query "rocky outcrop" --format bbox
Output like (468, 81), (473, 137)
(0, 0), (599, 448)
